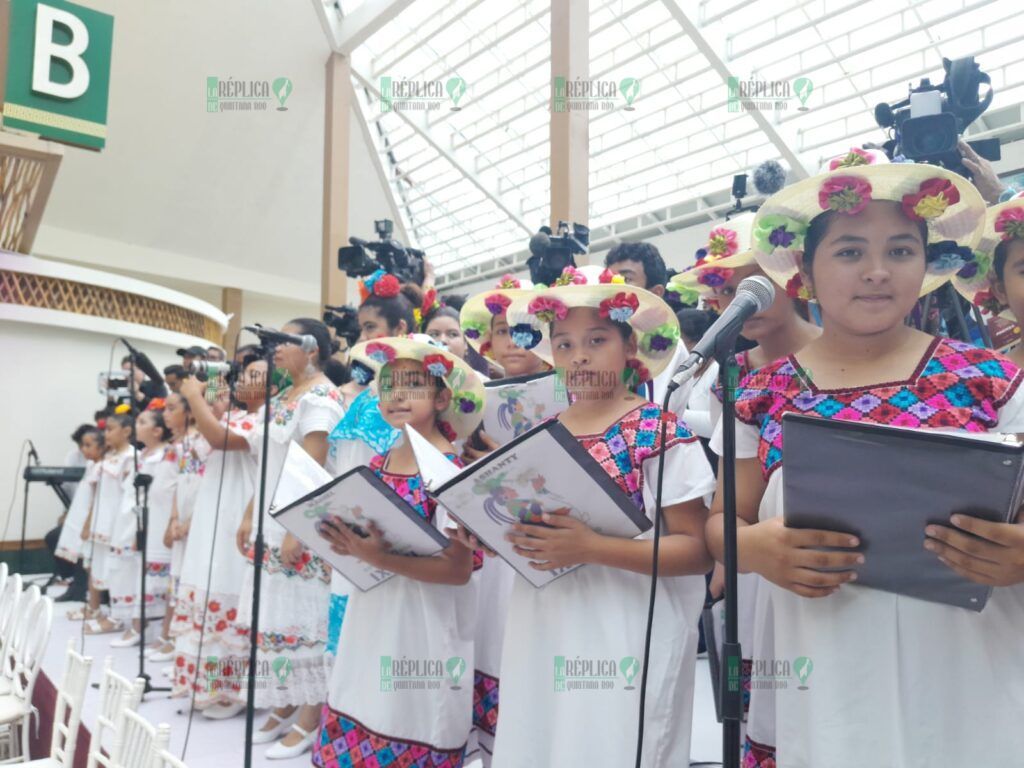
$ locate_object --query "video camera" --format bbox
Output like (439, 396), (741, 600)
(874, 56), (999, 177)
(338, 219), (426, 286)
(527, 221), (590, 286)
(323, 304), (361, 349)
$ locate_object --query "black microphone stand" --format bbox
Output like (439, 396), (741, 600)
(715, 339), (743, 768)
(17, 446), (41, 574)
(244, 341), (279, 768)
(125, 346), (170, 696)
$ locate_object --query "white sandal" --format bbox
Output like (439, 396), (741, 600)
(84, 617), (123, 635)
(265, 724), (315, 760)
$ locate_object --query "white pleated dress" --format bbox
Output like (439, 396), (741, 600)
(171, 409), (259, 704)
(490, 404), (716, 768)
(236, 384), (344, 708)
(55, 461), (97, 564)
(86, 448), (133, 590)
(712, 338), (1024, 767)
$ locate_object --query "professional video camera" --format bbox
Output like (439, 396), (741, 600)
(874, 56), (999, 177)
(527, 221), (590, 286)
(323, 304), (361, 349)
(338, 219), (426, 285)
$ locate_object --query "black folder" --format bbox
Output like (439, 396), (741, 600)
(783, 413), (1024, 612)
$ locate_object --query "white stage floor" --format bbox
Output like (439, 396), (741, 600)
(39, 588), (724, 767)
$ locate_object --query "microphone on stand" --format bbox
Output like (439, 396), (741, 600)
(243, 325), (318, 352)
(666, 276), (776, 392)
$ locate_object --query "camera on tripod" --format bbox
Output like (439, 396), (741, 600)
(527, 221), (590, 286)
(323, 304), (361, 349)
(337, 219), (426, 285)
(874, 56), (999, 177)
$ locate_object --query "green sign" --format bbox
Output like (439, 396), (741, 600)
(2, 0), (114, 150)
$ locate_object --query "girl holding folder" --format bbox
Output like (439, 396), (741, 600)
(313, 335), (484, 768)
(492, 266), (716, 767)
(706, 150), (1024, 767)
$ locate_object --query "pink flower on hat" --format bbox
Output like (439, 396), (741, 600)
(527, 295), (569, 324)
(819, 175), (872, 215)
(828, 148), (875, 170)
(901, 177), (961, 221)
(495, 274), (521, 289)
(785, 274), (812, 301)
(706, 227), (739, 259)
(598, 268), (624, 284)
(484, 293), (513, 316)
(995, 206), (1024, 241)
(554, 266), (587, 286)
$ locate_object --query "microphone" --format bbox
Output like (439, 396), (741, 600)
(243, 325), (318, 353)
(27, 440), (40, 466)
(666, 276), (776, 392)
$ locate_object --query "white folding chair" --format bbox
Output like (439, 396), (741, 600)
(0, 564), (8, 609)
(23, 639), (93, 767)
(0, 593), (53, 762)
(0, 576), (24, 697)
(85, 661), (145, 768)
(109, 703), (167, 768)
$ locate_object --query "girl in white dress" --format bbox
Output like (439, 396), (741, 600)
(706, 155), (1024, 767)
(81, 414), (135, 634)
(55, 427), (104, 572)
(106, 406), (175, 647)
(171, 359), (268, 716)
(313, 336), (483, 768)
(491, 269), (716, 767)
(235, 318), (344, 760)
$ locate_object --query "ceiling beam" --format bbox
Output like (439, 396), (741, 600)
(660, 0), (809, 180)
(350, 68), (533, 237)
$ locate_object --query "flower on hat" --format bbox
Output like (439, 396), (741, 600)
(510, 323), (542, 350)
(350, 360), (375, 385)
(365, 342), (396, 365)
(438, 421), (458, 442)
(995, 206), (1024, 241)
(640, 323), (680, 355)
(965, 250), (993, 281)
(462, 319), (487, 340)
(785, 274), (812, 301)
(554, 266), (587, 286)
(753, 214), (808, 255)
(666, 281), (700, 305)
(146, 398), (166, 411)
(902, 177), (961, 222)
(527, 296), (569, 324)
(706, 227), (740, 259)
(484, 293), (512, 316)
(114, 403), (131, 415)
(359, 268), (387, 301)
(819, 175), (872, 215)
(697, 266), (734, 289)
(598, 268), (626, 284)
(423, 354), (453, 379)
(828, 147), (875, 170)
(496, 273), (521, 289)
(454, 390), (482, 414)
(412, 307), (423, 328)
(373, 274), (401, 298)
(421, 288), (440, 316)
(599, 292), (640, 323)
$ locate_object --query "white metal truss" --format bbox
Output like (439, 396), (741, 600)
(308, 0), (1024, 289)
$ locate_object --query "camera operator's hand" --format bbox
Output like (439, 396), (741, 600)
(178, 375), (205, 403)
(959, 140), (1003, 205)
(423, 257), (436, 289)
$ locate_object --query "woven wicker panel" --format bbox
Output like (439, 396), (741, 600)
(0, 153), (45, 253)
(0, 269), (221, 342)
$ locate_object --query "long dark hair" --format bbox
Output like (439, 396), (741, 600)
(287, 317), (340, 369)
(359, 284), (421, 334)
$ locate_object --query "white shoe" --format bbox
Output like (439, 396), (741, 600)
(202, 701), (245, 720)
(149, 646), (176, 663)
(264, 725), (315, 760)
(110, 629), (142, 648)
(251, 709), (300, 745)
(145, 637), (171, 658)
